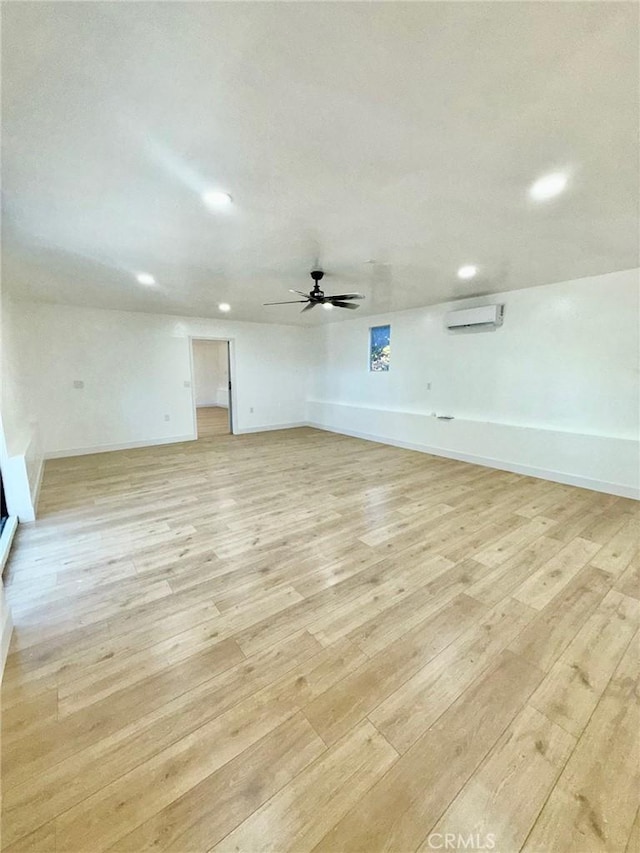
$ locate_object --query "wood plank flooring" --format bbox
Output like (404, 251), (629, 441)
(196, 407), (230, 439)
(1, 426), (638, 852)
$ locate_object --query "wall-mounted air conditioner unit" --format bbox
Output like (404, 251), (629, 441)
(445, 304), (504, 330)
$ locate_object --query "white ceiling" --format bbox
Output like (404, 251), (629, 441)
(2, 1), (638, 325)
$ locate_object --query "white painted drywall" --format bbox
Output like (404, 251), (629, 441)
(12, 303), (310, 457)
(0, 288), (43, 520)
(307, 268), (640, 497)
(192, 340), (229, 408)
(6, 268), (640, 498)
(1, 289), (26, 455)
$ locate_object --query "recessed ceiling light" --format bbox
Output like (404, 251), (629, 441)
(529, 172), (568, 201)
(218, 302), (231, 312)
(203, 191), (233, 208)
(323, 303), (334, 311)
(136, 272), (156, 286)
(457, 265), (477, 280)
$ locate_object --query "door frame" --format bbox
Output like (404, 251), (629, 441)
(188, 336), (237, 436)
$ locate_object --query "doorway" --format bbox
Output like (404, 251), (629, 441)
(190, 338), (234, 438)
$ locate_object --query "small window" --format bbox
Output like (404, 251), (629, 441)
(369, 324), (390, 372)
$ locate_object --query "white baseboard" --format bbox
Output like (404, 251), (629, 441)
(44, 433), (197, 460)
(31, 457), (45, 515)
(306, 421), (639, 500)
(196, 402), (229, 410)
(39, 419), (637, 498)
(235, 422), (309, 435)
(0, 516), (18, 575)
(43, 424), (310, 457)
(0, 603), (13, 682)
(199, 404), (229, 410)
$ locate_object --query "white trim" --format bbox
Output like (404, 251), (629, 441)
(44, 433), (197, 460)
(196, 400), (230, 410)
(0, 516), (18, 575)
(0, 603), (13, 682)
(2, 455), (37, 522)
(41, 423), (311, 458)
(306, 421), (640, 500)
(235, 422), (309, 435)
(0, 513), (16, 680)
(31, 456), (44, 516)
(305, 399), (637, 440)
(188, 336), (237, 436)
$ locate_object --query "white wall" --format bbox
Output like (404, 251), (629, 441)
(192, 339), (229, 408)
(7, 268), (640, 498)
(0, 287), (21, 676)
(0, 288), (43, 521)
(13, 303), (309, 457)
(1, 289), (26, 455)
(307, 269), (640, 498)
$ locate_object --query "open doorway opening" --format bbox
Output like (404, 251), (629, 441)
(190, 338), (234, 438)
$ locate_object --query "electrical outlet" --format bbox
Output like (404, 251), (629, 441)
(73, 380), (84, 389)
(426, 382), (431, 391)
(183, 380), (191, 388)
(164, 414), (170, 422)
(250, 407), (254, 414)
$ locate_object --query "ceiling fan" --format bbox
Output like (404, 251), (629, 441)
(264, 270), (365, 312)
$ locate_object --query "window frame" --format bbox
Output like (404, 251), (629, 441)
(369, 324), (391, 372)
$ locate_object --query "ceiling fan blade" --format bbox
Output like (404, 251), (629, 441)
(301, 302), (317, 312)
(331, 301), (359, 309)
(325, 293), (365, 300)
(289, 290), (310, 296)
(263, 300), (309, 305)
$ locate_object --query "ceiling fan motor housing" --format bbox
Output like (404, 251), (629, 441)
(310, 271), (325, 299)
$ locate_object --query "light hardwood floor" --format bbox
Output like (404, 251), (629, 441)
(1, 426), (639, 852)
(196, 407), (230, 439)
